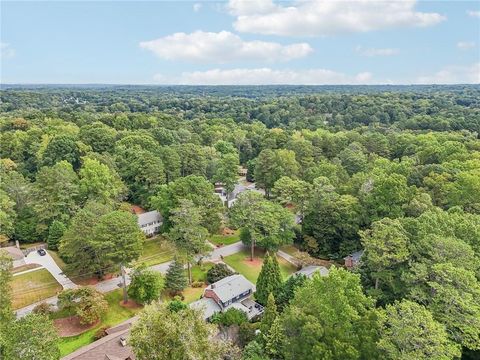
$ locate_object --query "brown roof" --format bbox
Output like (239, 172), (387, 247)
(61, 318), (137, 360)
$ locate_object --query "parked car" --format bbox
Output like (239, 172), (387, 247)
(37, 249), (47, 256)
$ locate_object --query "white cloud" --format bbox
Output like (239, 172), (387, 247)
(415, 63), (480, 84)
(356, 46), (400, 57)
(139, 31), (312, 63)
(193, 3), (202, 12)
(153, 67), (374, 85)
(457, 41), (476, 50)
(467, 10), (480, 18)
(0, 42), (15, 59)
(229, 0), (445, 36)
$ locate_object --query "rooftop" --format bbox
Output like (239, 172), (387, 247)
(206, 274), (254, 303)
(294, 265), (329, 278)
(137, 210), (162, 226)
(190, 297), (221, 319)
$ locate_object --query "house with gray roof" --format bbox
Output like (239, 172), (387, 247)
(137, 210), (162, 236)
(344, 250), (364, 269)
(293, 265), (329, 278)
(190, 274), (263, 320)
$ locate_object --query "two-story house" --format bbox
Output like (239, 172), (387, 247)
(137, 210), (162, 236)
(190, 274), (263, 321)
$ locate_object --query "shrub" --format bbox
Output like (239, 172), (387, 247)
(191, 281), (204, 288)
(32, 302), (53, 315)
(94, 326), (109, 340)
(58, 287), (108, 325)
(212, 308), (248, 326)
(206, 263), (234, 284)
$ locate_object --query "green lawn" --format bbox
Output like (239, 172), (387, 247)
(57, 289), (142, 357)
(190, 262), (214, 282)
(11, 263), (41, 274)
(11, 269), (62, 309)
(210, 231), (241, 246)
(136, 236), (175, 267)
(224, 249), (297, 283)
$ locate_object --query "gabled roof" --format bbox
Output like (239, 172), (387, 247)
(294, 265), (329, 278)
(344, 250), (364, 262)
(190, 297), (221, 319)
(137, 210), (162, 226)
(206, 274), (253, 303)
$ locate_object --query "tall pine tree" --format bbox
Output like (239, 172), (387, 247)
(165, 258), (188, 294)
(260, 293), (278, 337)
(256, 252), (283, 305)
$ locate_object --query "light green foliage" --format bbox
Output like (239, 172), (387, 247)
(260, 293), (278, 337)
(0, 251), (13, 331)
(272, 176), (312, 216)
(79, 122), (117, 153)
(58, 287), (108, 325)
(128, 266), (165, 304)
(151, 175), (222, 233)
(378, 300), (460, 360)
(33, 160), (80, 228)
(361, 218), (409, 291)
(214, 152), (239, 195)
(229, 192), (295, 254)
(255, 253), (283, 305)
(242, 340), (268, 360)
(280, 267), (379, 360)
(79, 157), (126, 203)
(4, 313), (60, 360)
(0, 190), (16, 243)
(129, 301), (232, 360)
(264, 318), (285, 359)
(254, 149), (299, 197)
(338, 142), (368, 175)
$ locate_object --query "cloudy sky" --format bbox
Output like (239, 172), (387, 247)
(1, 0), (479, 85)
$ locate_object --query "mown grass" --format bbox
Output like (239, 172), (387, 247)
(224, 249), (297, 283)
(11, 269), (62, 309)
(57, 289), (142, 357)
(210, 231), (241, 246)
(135, 236), (175, 267)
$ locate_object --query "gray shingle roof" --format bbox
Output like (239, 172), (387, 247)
(294, 265), (329, 278)
(190, 297), (221, 319)
(137, 210), (162, 226)
(206, 274), (254, 303)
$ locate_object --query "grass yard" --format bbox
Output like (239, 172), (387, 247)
(136, 236), (175, 267)
(11, 269), (62, 309)
(210, 231), (240, 246)
(224, 249), (297, 284)
(190, 262), (215, 282)
(280, 244), (300, 257)
(57, 289), (142, 357)
(11, 263), (41, 274)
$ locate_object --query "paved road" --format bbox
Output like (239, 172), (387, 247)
(16, 241), (247, 318)
(24, 251), (77, 289)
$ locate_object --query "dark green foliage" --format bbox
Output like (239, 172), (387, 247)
(167, 299), (187, 313)
(42, 135), (80, 169)
(275, 274), (307, 312)
(47, 220), (66, 250)
(165, 259), (188, 293)
(212, 308), (248, 326)
(255, 253), (283, 305)
(206, 263), (234, 284)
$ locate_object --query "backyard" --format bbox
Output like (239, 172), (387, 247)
(11, 269), (62, 309)
(224, 249), (297, 283)
(209, 230), (240, 246)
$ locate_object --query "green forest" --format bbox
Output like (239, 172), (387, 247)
(1, 85), (480, 360)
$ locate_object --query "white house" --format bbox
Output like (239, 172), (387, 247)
(137, 210), (162, 236)
(190, 274), (264, 321)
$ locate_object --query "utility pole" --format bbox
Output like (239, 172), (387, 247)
(121, 264), (128, 304)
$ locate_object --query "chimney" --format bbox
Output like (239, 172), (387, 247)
(211, 284), (216, 289)
(120, 337), (127, 347)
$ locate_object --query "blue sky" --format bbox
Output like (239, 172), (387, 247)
(1, 1), (479, 84)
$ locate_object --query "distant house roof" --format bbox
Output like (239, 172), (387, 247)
(294, 265), (329, 278)
(137, 210), (162, 227)
(0, 246), (24, 261)
(344, 250), (364, 262)
(190, 297), (221, 319)
(206, 274), (254, 303)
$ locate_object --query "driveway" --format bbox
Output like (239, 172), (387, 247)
(207, 241), (246, 260)
(24, 251), (77, 289)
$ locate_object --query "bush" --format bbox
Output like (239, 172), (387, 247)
(32, 302), (53, 315)
(206, 263), (234, 284)
(94, 326), (109, 340)
(58, 287), (108, 325)
(212, 308), (248, 326)
(191, 281), (204, 288)
(239, 322), (259, 347)
(168, 299), (187, 313)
